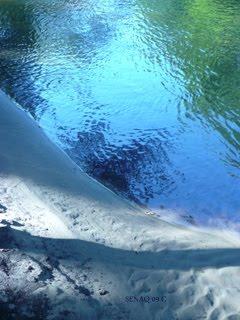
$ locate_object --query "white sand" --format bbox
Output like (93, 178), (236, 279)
(1, 89), (240, 320)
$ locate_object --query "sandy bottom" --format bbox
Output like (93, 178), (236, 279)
(1, 89), (240, 320)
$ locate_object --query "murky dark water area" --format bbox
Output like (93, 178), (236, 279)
(0, 0), (240, 229)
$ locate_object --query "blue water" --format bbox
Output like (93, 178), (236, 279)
(0, 0), (240, 229)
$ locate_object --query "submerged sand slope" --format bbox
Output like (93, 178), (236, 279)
(1, 90), (240, 320)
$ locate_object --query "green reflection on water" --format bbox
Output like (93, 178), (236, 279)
(139, 0), (240, 166)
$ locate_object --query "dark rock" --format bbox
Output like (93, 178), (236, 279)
(77, 286), (91, 296)
(99, 290), (109, 296)
(0, 204), (7, 213)
(28, 266), (34, 272)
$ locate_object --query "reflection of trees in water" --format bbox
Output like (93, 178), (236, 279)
(0, 1), (44, 117)
(67, 122), (182, 206)
(0, 0), (119, 118)
(139, 0), (240, 168)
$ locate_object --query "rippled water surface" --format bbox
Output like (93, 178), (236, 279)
(0, 0), (240, 228)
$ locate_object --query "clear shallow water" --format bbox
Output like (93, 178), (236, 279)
(0, 0), (240, 229)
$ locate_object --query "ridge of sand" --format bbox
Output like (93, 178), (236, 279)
(1, 89), (240, 320)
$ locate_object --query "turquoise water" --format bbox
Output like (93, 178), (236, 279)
(0, 0), (240, 228)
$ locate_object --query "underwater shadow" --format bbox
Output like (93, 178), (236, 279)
(0, 90), (139, 212)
